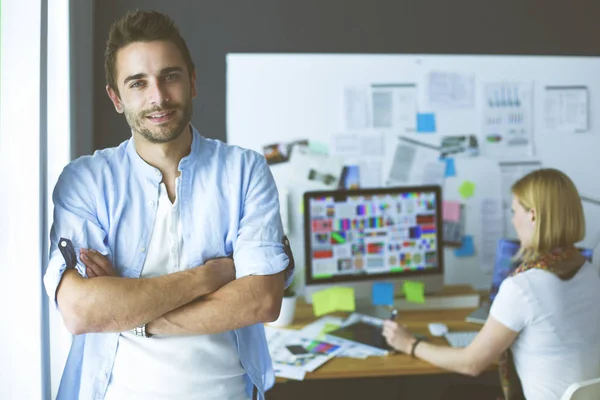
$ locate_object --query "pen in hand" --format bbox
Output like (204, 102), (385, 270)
(387, 308), (399, 354)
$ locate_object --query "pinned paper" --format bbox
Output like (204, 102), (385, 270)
(312, 287), (356, 317)
(454, 235), (475, 257)
(458, 180), (476, 199)
(444, 158), (456, 177)
(372, 282), (395, 306)
(403, 280), (425, 303)
(417, 113), (436, 133)
(442, 200), (461, 222)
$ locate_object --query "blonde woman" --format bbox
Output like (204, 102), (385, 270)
(383, 169), (600, 400)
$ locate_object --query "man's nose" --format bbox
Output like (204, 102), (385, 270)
(149, 81), (169, 106)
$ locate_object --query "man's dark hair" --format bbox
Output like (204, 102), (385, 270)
(105, 10), (195, 95)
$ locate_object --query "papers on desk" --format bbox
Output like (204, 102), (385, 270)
(266, 314), (390, 380)
(265, 325), (345, 381)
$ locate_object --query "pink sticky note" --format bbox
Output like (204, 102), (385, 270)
(443, 201), (461, 222)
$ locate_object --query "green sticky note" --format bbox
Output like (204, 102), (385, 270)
(458, 180), (476, 199)
(330, 287), (356, 312)
(312, 289), (336, 317)
(311, 287), (356, 316)
(317, 322), (341, 339)
(308, 141), (329, 155)
(403, 280), (425, 304)
(322, 323), (340, 334)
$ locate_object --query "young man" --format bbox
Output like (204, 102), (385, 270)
(44, 10), (292, 400)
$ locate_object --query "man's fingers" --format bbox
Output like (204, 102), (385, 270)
(83, 249), (114, 276)
(81, 251), (109, 277)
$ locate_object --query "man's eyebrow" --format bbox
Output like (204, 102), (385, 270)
(160, 67), (184, 75)
(123, 73), (147, 85)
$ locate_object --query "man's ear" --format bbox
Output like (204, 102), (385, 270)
(106, 85), (124, 113)
(190, 69), (197, 99)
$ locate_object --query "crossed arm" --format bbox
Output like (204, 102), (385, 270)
(57, 250), (286, 336)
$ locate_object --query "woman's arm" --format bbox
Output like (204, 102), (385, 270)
(383, 316), (518, 376)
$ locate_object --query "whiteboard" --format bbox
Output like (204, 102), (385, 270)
(226, 54), (600, 290)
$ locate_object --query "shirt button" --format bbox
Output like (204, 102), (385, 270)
(149, 200), (155, 207)
(140, 247), (146, 253)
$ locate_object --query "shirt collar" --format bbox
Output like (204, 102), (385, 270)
(125, 125), (203, 182)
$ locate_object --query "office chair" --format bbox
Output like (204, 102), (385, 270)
(561, 377), (600, 400)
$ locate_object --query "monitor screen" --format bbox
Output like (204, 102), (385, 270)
(489, 239), (593, 302)
(304, 186), (443, 285)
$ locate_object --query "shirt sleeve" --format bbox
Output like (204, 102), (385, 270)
(489, 276), (530, 332)
(233, 154), (292, 287)
(44, 163), (111, 308)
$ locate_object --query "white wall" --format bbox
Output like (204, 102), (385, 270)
(226, 54), (600, 290)
(0, 0), (46, 398)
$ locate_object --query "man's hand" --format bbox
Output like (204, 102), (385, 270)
(202, 257), (236, 293)
(80, 249), (117, 277)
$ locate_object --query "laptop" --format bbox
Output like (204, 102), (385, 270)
(466, 239), (593, 324)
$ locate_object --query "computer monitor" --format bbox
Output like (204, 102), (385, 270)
(303, 186), (444, 304)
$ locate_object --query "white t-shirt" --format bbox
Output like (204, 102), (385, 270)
(104, 182), (248, 400)
(490, 262), (600, 400)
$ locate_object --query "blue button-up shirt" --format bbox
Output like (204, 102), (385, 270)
(43, 127), (291, 400)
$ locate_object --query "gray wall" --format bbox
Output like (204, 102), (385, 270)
(92, 0), (600, 152)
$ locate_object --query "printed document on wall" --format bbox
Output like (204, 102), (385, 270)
(480, 198), (504, 272)
(427, 71), (475, 109)
(386, 137), (444, 187)
(544, 86), (588, 133)
(499, 161), (542, 237)
(481, 82), (534, 158)
(371, 84), (417, 131)
(343, 86), (370, 130)
(331, 131), (384, 188)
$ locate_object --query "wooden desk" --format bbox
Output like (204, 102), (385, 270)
(279, 291), (492, 381)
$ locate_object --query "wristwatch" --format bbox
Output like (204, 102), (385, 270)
(133, 323), (152, 338)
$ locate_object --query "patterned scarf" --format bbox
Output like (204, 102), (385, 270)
(498, 246), (586, 400)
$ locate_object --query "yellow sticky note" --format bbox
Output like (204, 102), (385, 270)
(317, 323), (340, 340)
(329, 287), (356, 312)
(312, 289), (335, 317)
(458, 180), (476, 199)
(299, 201), (304, 214)
(311, 287), (356, 316)
(403, 280), (425, 304)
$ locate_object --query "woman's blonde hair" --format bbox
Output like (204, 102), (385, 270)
(511, 168), (585, 260)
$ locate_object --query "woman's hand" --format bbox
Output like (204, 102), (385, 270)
(382, 320), (416, 354)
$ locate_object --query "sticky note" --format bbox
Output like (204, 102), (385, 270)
(372, 282), (395, 306)
(312, 290), (336, 317)
(311, 287), (355, 316)
(444, 158), (456, 177)
(454, 235), (475, 257)
(299, 201), (304, 214)
(458, 180), (476, 199)
(308, 141), (329, 155)
(317, 323), (341, 340)
(330, 287), (356, 312)
(403, 280), (425, 303)
(417, 113), (436, 133)
(442, 200), (461, 222)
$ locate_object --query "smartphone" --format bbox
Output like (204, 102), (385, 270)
(285, 345), (311, 358)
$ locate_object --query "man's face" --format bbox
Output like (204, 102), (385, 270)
(107, 40), (196, 143)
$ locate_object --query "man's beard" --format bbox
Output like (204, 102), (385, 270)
(124, 98), (193, 144)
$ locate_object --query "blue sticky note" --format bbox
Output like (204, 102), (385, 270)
(417, 113), (436, 133)
(454, 235), (475, 257)
(444, 158), (456, 177)
(372, 282), (395, 306)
